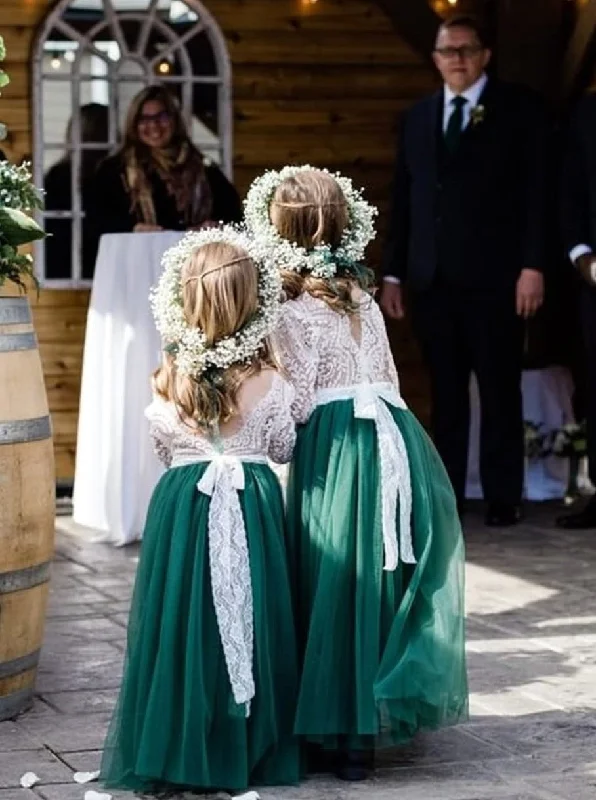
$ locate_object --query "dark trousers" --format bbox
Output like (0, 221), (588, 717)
(412, 283), (524, 508)
(581, 286), (596, 485)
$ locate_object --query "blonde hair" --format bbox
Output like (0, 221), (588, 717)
(153, 241), (274, 428)
(269, 169), (370, 313)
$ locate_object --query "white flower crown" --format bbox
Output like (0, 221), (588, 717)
(150, 226), (281, 378)
(244, 164), (378, 280)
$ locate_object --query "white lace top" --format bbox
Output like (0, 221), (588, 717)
(273, 292), (401, 424)
(273, 291), (416, 569)
(145, 371), (297, 468)
(143, 370), (296, 715)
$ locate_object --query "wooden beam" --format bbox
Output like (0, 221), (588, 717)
(561, 0), (596, 101)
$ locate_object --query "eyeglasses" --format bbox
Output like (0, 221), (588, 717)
(137, 110), (172, 127)
(434, 45), (484, 61)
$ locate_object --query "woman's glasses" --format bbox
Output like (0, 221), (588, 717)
(137, 110), (172, 128)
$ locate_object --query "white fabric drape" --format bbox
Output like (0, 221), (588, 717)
(73, 231), (183, 545)
(466, 367), (575, 501)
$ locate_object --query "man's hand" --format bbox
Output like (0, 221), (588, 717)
(516, 269), (544, 318)
(380, 281), (405, 320)
(133, 223), (163, 233)
(576, 253), (596, 286)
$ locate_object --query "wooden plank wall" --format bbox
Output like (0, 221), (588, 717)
(0, 0), (437, 480)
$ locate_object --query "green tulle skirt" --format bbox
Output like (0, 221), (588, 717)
(286, 400), (469, 750)
(100, 463), (301, 793)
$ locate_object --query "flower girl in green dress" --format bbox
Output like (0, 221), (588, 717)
(245, 167), (469, 781)
(100, 226), (301, 794)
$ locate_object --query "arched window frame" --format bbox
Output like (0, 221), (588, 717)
(32, 0), (233, 288)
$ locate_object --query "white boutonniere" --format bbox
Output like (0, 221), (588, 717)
(470, 105), (486, 127)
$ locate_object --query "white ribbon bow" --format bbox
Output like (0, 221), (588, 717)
(353, 384), (416, 570)
(197, 454), (255, 715)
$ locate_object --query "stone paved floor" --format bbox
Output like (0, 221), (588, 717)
(2, 505), (596, 800)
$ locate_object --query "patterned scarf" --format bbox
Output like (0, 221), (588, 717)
(124, 140), (213, 227)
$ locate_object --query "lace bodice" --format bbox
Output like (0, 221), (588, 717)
(273, 292), (401, 423)
(145, 371), (296, 468)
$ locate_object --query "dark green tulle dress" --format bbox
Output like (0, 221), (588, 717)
(276, 295), (469, 752)
(100, 384), (301, 793)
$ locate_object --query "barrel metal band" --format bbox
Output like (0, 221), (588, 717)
(0, 562), (51, 594)
(0, 333), (37, 353)
(0, 298), (30, 325)
(0, 687), (34, 722)
(0, 416), (52, 445)
(0, 650), (40, 680)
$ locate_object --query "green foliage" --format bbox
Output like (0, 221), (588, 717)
(0, 35), (46, 291)
(0, 35), (8, 93)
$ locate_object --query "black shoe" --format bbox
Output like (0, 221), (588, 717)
(485, 503), (522, 528)
(305, 743), (337, 774)
(336, 749), (374, 782)
(556, 497), (596, 530)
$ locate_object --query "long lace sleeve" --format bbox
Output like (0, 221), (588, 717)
(266, 377), (297, 464)
(370, 299), (404, 397)
(272, 303), (319, 424)
(145, 397), (175, 468)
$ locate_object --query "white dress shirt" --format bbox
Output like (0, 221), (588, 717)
(570, 245), (596, 281)
(385, 74), (489, 285)
(442, 73), (488, 132)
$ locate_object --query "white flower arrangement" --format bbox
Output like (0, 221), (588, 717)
(150, 225), (281, 377)
(244, 164), (378, 279)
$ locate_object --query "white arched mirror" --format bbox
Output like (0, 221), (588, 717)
(32, 0), (232, 286)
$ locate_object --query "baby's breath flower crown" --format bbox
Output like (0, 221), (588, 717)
(244, 165), (378, 280)
(150, 226), (281, 378)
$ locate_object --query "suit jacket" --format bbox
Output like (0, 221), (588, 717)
(382, 79), (549, 292)
(561, 92), (596, 256)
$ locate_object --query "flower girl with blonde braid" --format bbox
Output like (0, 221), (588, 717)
(100, 226), (300, 794)
(245, 167), (468, 782)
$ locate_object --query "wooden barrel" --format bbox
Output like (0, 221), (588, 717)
(0, 295), (55, 720)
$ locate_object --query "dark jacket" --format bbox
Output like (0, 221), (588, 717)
(44, 157), (108, 280)
(383, 79), (549, 292)
(86, 153), (242, 239)
(561, 92), (596, 255)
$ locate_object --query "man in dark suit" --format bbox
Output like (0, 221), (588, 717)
(381, 15), (547, 527)
(558, 95), (596, 529)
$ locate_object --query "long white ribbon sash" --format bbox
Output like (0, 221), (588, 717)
(170, 452), (268, 716)
(315, 382), (416, 569)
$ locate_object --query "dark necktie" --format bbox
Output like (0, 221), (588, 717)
(444, 96), (467, 154)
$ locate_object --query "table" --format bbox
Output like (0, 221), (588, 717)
(72, 231), (183, 546)
(466, 366), (576, 502)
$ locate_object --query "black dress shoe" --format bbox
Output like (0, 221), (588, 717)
(336, 749), (374, 782)
(305, 743), (337, 774)
(485, 503), (522, 527)
(556, 497), (596, 530)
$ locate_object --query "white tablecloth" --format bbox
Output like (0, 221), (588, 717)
(466, 367), (575, 501)
(72, 231), (183, 545)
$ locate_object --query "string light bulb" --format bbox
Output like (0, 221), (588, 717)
(157, 58), (172, 75)
(50, 55), (61, 70)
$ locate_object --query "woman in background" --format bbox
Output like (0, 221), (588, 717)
(87, 85), (241, 239)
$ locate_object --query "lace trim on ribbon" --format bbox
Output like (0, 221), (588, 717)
(182, 453), (268, 716)
(316, 382), (415, 569)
